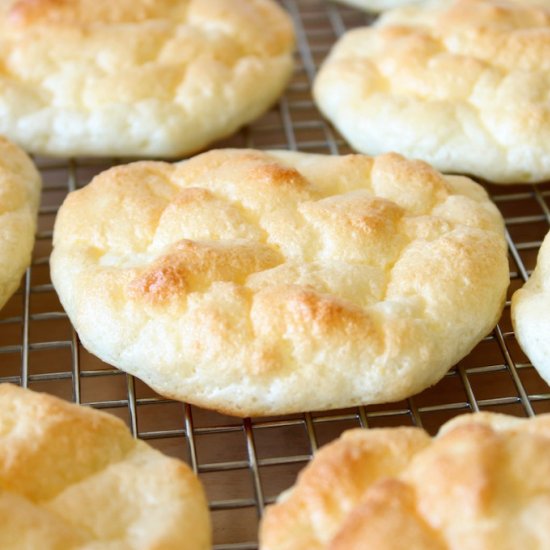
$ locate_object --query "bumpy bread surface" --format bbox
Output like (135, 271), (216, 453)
(51, 149), (509, 416)
(0, 136), (40, 310)
(512, 231), (550, 385)
(0, 383), (210, 549)
(0, 0), (294, 157)
(261, 412), (550, 549)
(314, 0), (550, 183)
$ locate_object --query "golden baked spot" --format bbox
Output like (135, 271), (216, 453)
(51, 149), (509, 416)
(130, 239), (282, 303)
(249, 162), (309, 189)
(260, 413), (550, 549)
(172, 186), (215, 206)
(300, 193), (405, 265)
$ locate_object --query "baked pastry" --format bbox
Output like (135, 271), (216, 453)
(0, 383), (211, 549)
(512, 231), (550, 384)
(0, 136), (40, 311)
(260, 412), (550, 549)
(314, 0), (550, 183)
(0, 0), (294, 157)
(51, 148), (509, 416)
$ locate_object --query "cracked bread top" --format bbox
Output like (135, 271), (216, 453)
(0, 0), (294, 156)
(314, 0), (550, 183)
(51, 148), (509, 416)
(260, 412), (550, 549)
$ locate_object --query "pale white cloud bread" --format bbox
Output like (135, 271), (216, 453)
(512, 230), (550, 385)
(0, 0), (294, 157)
(0, 383), (211, 549)
(260, 412), (550, 549)
(0, 136), (40, 311)
(51, 148), (509, 417)
(314, 0), (550, 183)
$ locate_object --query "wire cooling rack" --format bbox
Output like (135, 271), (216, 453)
(1, 1), (550, 547)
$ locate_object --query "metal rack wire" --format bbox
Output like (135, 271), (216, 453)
(1, 1), (550, 548)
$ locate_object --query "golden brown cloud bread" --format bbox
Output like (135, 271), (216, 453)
(261, 412), (550, 549)
(314, 0), (550, 183)
(0, 136), (40, 311)
(0, 383), (211, 549)
(51, 149), (509, 416)
(0, 0), (294, 157)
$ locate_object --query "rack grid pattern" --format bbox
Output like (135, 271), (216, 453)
(1, 1), (550, 548)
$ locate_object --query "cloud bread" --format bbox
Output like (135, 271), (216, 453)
(260, 412), (550, 549)
(0, 383), (211, 549)
(314, 0), (550, 183)
(51, 149), (509, 416)
(0, 0), (294, 157)
(512, 230), (550, 385)
(0, 136), (40, 311)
